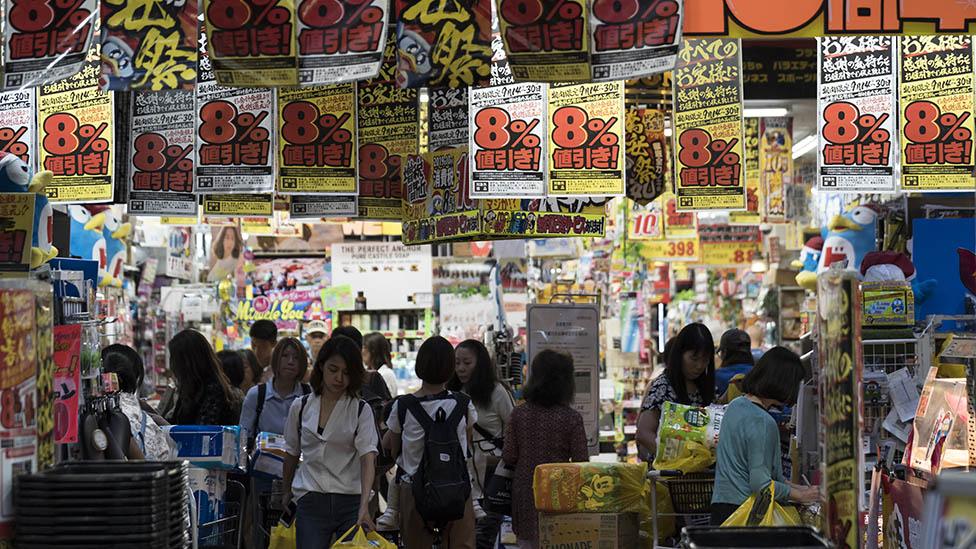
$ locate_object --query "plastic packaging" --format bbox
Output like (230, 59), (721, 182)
(653, 402), (726, 473)
(720, 482), (802, 527)
(533, 462), (648, 515)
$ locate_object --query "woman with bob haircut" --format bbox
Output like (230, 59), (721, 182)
(281, 335), (378, 548)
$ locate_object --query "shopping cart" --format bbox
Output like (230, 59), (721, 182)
(649, 469), (715, 549)
(199, 479), (245, 549)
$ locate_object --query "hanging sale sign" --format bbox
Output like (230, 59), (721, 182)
(127, 90), (199, 217)
(628, 200), (663, 239)
(2, 0), (95, 89)
(277, 83), (357, 195)
(817, 36), (897, 193)
(639, 237), (699, 262)
(589, 0), (682, 81)
(0, 194), (35, 274)
(625, 107), (668, 205)
(99, 0), (197, 91)
(429, 87), (469, 152)
(480, 197), (607, 240)
(356, 31), (418, 220)
(729, 116), (760, 225)
(660, 192), (696, 238)
(203, 193), (274, 217)
(289, 195), (357, 218)
(395, 0), (492, 88)
(53, 323), (80, 444)
(402, 148), (482, 245)
(296, 0), (387, 84)
(194, 46), (275, 194)
(760, 116), (791, 222)
(547, 81), (625, 197)
(698, 224), (762, 266)
(498, 0), (589, 82)
(37, 57), (114, 204)
(203, 0), (298, 86)
(0, 90), (36, 169)
(672, 38), (746, 211)
(898, 36), (976, 192)
(469, 83), (547, 199)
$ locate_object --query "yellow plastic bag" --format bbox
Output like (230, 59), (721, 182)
(721, 482), (802, 527)
(332, 525), (396, 548)
(653, 402), (725, 473)
(533, 462), (649, 515)
(269, 522), (296, 549)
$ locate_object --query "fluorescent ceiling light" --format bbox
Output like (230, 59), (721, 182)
(743, 108), (789, 118)
(792, 135), (818, 159)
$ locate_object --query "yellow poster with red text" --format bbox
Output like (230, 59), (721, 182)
(729, 117), (761, 225)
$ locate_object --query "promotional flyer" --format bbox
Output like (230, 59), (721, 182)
(296, 0), (387, 85)
(203, 0), (298, 86)
(3, 0), (95, 89)
(624, 107), (668, 205)
(499, 0), (590, 82)
(759, 116), (791, 222)
(589, 0), (682, 81)
(0, 90), (36, 169)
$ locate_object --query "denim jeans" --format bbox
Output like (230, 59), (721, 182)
(295, 492), (360, 549)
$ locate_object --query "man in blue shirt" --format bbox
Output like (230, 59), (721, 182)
(714, 329), (754, 400)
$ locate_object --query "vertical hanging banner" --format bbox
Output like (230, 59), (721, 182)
(296, 0), (387, 84)
(289, 195), (357, 218)
(203, 0), (298, 86)
(203, 193), (274, 217)
(817, 36), (896, 192)
(759, 116), (791, 223)
(3, 0), (95, 89)
(624, 107), (668, 205)
(547, 81), (625, 197)
(898, 36), (976, 192)
(672, 38), (746, 211)
(729, 116), (760, 224)
(37, 57), (114, 204)
(194, 46), (276, 194)
(428, 87), (469, 152)
(0, 90), (36, 169)
(356, 30), (419, 219)
(394, 0), (492, 88)
(589, 0), (682, 81)
(277, 83), (358, 195)
(128, 90), (198, 217)
(469, 83), (547, 199)
(498, 0), (590, 82)
(99, 0), (198, 90)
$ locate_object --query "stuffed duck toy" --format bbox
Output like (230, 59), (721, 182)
(68, 205), (107, 281)
(793, 235), (824, 290)
(93, 206), (130, 287)
(816, 205), (878, 277)
(0, 152), (57, 268)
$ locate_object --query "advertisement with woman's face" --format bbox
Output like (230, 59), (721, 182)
(208, 225), (244, 282)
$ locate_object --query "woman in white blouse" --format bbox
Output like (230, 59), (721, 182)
(282, 335), (378, 547)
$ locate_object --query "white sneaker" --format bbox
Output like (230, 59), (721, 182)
(472, 500), (487, 520)
(376, 509), (399, 531)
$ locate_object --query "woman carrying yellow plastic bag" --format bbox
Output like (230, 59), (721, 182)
(721, 482), (802, 527)
(331, 526), (396, 548)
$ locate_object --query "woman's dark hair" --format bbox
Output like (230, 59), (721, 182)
(721, 349), (755, 368)
(332, 325), (364, 349)
(213, 226), (242, 260)
(741, 346), (806, 405)
(168, 329), (240, 421)
(102, 344), (144, 393)
(523, 349), (575, 407)
(363, 332), (392, 370)
(240, 349), (262, 383)
(659, 337), (675, 366)
(447, 339), (506, 408)
(310, 335), (365, 397)
(414, 336), (455, 385)
(270, 337), (308, 381)
(666, 323), (716, 406)
(217, 350), (245, 388)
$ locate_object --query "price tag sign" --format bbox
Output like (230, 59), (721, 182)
(699, 241), (760, 265)
(639, 238), (699, 262)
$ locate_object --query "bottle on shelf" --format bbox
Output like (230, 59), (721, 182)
(355, 291), (367, 311)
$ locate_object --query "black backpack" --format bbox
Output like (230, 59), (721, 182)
(399, 392), (472, 526)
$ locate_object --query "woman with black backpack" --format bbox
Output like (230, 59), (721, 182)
(281, 335), (378, 548)
(386, 336), (477, 548)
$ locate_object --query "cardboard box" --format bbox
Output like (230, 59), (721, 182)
(861, 281), (914, 326)
(538, 512), (639, 549)
(165, 425), (244, 470)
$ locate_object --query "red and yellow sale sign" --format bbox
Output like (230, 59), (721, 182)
(0, 194), (35, 275)
(697, 224), (762, 266)
(628, 200), (663, 240)
(899, 36), (976, 192)
(203, 0), (298, 86)
(640, 237), (699, 262)
(499, 0), (589, 82)
(296, 0), (388, 85)
(547, 81), (625, 197)
(672, 38), (746, 211)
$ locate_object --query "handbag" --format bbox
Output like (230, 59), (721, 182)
(482, 460), (514, 515)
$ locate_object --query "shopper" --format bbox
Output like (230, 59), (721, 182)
(239, 337), (311, 451)
(447, 339), (514, 548)
(167, 329), (242, 425)
(334, 326), (393, 403)
(711, 346), (818, 525)
(101, 344), (174, 460)
(635, 323), (715, 461)
(386, 336), (477, 549)
(714, 328), (755, 401)
(240, 349), (263, 395)
(250, 320), (278, 380)
(503, 349), (588, 549)
(364, 332), (398, 398)
(217, 349), (248, 401)
(304, 319), (329, 363)
(282, 335), (378, 548)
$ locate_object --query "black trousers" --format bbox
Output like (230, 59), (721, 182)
(710, 503), (740, 526)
